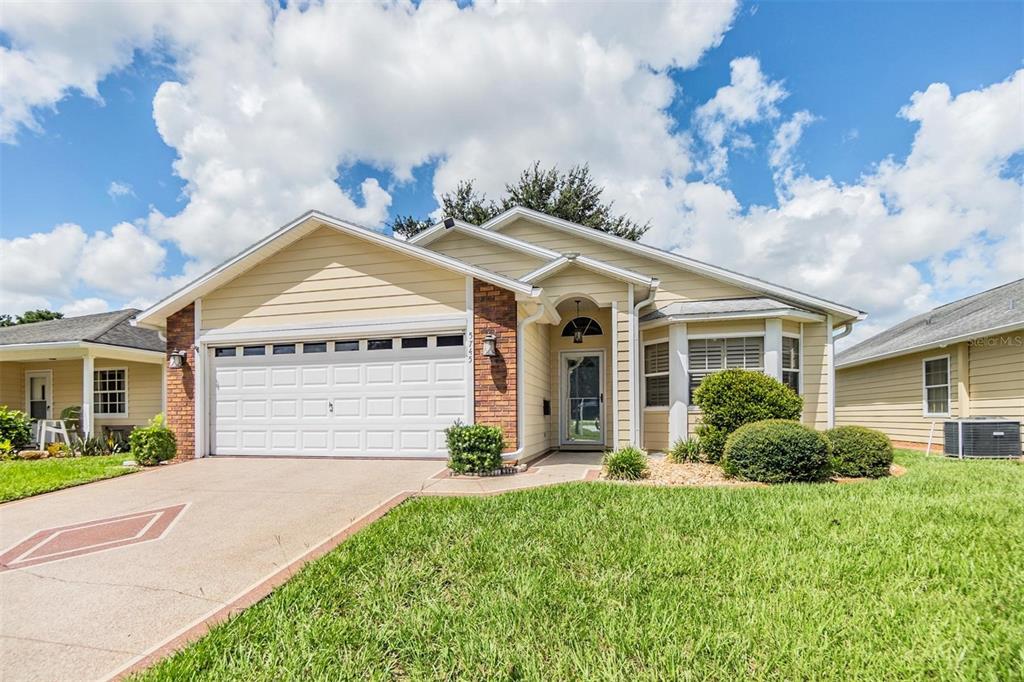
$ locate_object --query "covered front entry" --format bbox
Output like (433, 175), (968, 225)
(209, 334), (469, 458)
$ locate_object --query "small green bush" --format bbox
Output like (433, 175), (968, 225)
(445, 421), (505, 474)
(667, 437), (703, 463)
(129, 415), (177, 466)
(603, 445), (649, 480)
(694, 369), (803, 462)
(826, 425), (893, 478)
(0, 406), (33, 449)
(723, 419), (832, 484)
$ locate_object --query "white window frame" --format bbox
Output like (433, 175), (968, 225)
(93, 367), (128, 417)
(642, 339), (670, 411)
(922, 354), (951, 417)
(782, 332), (801, 395)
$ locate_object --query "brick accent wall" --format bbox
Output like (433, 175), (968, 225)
(473, 280), (518, 451)
(165, 304), (195, 460)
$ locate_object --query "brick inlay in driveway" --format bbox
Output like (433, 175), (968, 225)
(0, 503), (188, 572)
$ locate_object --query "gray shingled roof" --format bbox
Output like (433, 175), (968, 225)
(836, 278), (1024, 367)
(0, 309), (164, 353)
(639, 297), (807, 323)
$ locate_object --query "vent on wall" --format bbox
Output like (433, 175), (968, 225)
(943, 419), (1022, 458)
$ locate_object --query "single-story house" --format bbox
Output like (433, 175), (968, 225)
(836, 278), (1023, 451)
(132, 207), (864, 461)
(0, 309), (166, 439)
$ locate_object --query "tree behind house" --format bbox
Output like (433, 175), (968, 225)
(0, 310), (64, 327)
(390, 162), (650, 241)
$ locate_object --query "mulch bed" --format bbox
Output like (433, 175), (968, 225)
(601, 459), (908, 487)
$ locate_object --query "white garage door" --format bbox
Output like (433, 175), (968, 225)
(209, 334), (468, 458)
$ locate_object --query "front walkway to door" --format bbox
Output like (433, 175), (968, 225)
(0, 452), (602, 681)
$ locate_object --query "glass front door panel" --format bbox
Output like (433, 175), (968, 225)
(566, 355), (602, 443)
(29, 376), (49, 419)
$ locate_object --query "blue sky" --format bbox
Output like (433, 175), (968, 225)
(0, 1), (1021, 340)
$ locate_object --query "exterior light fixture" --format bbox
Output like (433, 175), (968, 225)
(572, 299), (584, 344)
(482, 333), (498, 357)
(168, 350), (187, 369)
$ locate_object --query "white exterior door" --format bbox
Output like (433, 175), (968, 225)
(209, 335), (468, 458)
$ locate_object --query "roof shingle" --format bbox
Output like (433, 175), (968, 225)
(0, 309), (164, 353)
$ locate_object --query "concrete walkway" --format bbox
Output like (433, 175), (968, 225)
(0, 452), (601, 681)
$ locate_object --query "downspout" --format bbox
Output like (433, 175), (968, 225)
(507, 300), (548, 464)
(631, 281), (659, 444)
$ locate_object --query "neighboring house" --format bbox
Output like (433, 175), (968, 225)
(836, 279), (1024, 451)
(0, 310), (166, 439)
(132, 207), (864, 461)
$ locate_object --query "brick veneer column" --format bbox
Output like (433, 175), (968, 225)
(165, 304), (195, 460)
(473, 279), (517, 451)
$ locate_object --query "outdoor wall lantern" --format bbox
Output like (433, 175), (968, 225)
(572, 299), (585, 344)
(481, 333), (498, 357)
(168, 350), (187, 369)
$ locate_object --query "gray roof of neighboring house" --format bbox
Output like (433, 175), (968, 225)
(639, 297), (805, 323)
(0, 309), (164, 353)
(836, 278), (1024, 367)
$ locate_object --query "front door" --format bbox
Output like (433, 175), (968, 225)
(26, 371), (52, 420)
(562, 352), (603, 445)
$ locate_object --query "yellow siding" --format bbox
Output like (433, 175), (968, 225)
(836, 346), (962, 447)
(499, 218), (752, 305)
(427, 230), (547, 279)
(0, 360), (161, 428)
(967, 333), (1024, 449)
(0, 362), (24, 412)
(643, 411), (669, 452)
(548, 306), (615, 449)
(521, 309), (553, 459)
(615, 305), (631, 448)
(202, 226), (466, 331)
(534, 265), (629, 307)
(802, 322), (830, 430)
(687, 319), (766, 337)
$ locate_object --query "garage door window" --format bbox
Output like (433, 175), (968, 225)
(303, 342), (327, 353)
(367, 339), (393, 350)
(437, 334), (464, 347)
(273, 344), (296, 355)
(214, 347), (236, 357)
(402, 337), (428, 349)
(335, 340), (359, 352)
(243, 346), (265, 356)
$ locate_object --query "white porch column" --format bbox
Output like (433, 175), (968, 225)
(765, 319), (783, 381)
(81, 354), (94, 437)
(668, 322), (689, 443)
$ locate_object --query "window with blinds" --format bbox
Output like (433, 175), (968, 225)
(688, 337), (764, 396)
(644, 342), (669, 407)
(923, 357), (950, 416)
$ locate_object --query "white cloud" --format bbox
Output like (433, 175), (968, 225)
(60, 297), (110, 317)
(769, 110), (817, 171)
(0, 223), (88, 308)
(107, 180), (134, 198)
(694, 56), (788, 178)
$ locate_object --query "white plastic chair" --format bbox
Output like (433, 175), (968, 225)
(36, 420), (71, 446)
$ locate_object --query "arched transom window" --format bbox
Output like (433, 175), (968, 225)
(561, 317), (603, 338)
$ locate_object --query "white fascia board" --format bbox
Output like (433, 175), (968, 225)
(521, 255), (655, 289)
(482, 206), (865, 321)
(0, 341), (164, 363)
(638, 308), (826, 330)
(835, 321), (1024, 369)
(521, 257), (569, 283)
(412, 219), (561, 263)
(135, 210), (539, 330)
(198, 314), (470, 346)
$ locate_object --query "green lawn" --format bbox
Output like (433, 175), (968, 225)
(139, 451), (1023, 680)
(0, 455), (137, 503)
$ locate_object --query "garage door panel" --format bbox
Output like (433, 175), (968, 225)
(211, 336), (467, 458)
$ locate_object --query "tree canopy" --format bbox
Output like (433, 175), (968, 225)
(390, 162), (649, 241)
(0, 309), (64, 327)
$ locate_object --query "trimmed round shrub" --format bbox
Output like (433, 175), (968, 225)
(693, 369), (803, 463)
(723, 419), (832, 483)
(445, 421), (505, 474)
(603, 446), (649, 480)
(129, 414), (177, 466)
(0, 406), (33, 449)
(826, 425), (893, 478)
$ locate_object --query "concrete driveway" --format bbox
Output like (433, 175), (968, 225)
(0, 457), (445, 681)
